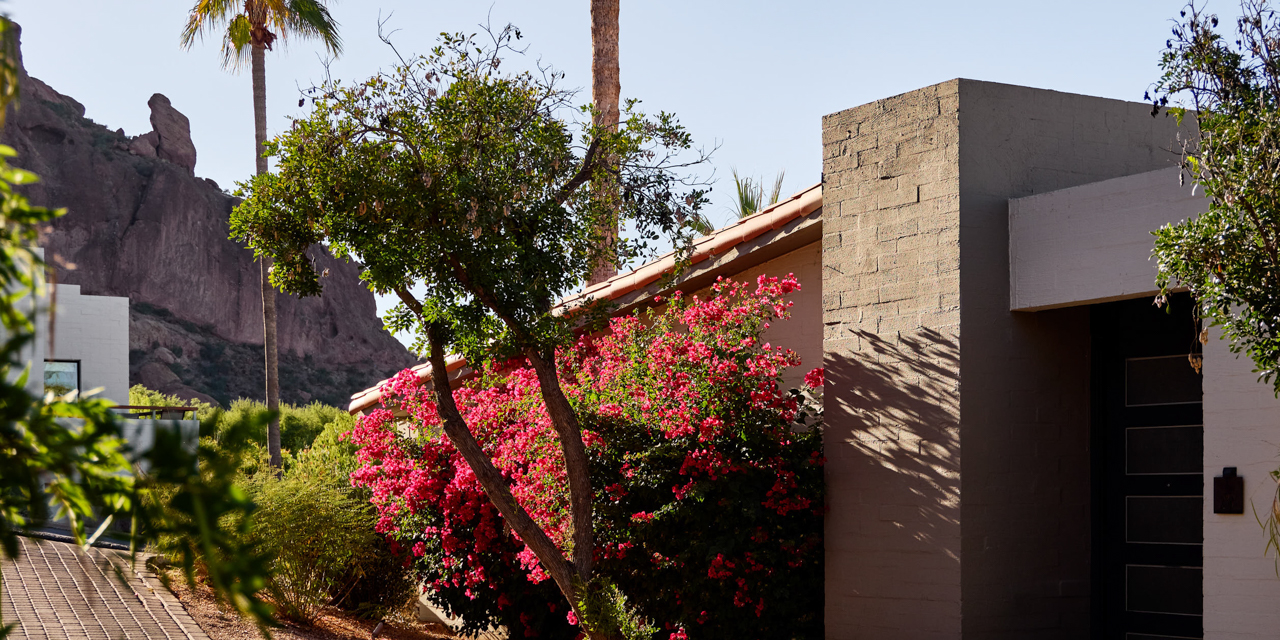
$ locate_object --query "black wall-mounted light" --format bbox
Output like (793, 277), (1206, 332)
(1213, 467), (1244, 514)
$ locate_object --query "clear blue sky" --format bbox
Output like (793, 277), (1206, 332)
(7, 0), (1223, 343)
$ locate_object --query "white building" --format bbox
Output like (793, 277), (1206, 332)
(31, 284), (131, 403)
(11, 250), (130, 404)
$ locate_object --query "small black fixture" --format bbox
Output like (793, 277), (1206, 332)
(1213, 467), (1244, 514)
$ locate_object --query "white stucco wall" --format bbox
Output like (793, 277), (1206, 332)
(1203, 330), (1280, 639)
(731, 241), (823, 392)
(47, 284), (130, 404)
(1009, 167), (1207, 311)
(679, 241), (822, 392)
(3, 248), (48, 397)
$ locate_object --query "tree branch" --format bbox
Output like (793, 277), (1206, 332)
(394, 292), (579, 604)
(554, 137), (602, 206)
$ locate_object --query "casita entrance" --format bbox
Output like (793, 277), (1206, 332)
(1092, 295), (1204, 639)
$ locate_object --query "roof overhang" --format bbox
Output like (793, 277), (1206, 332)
(1008, 167), (1205, 312)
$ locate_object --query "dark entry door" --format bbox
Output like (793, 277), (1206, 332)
(1092, 295), (1204, 640)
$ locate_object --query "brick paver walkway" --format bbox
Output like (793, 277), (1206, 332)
(1, 536), (209, 639)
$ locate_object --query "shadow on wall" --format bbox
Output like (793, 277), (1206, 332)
(825, 326), (961, 612)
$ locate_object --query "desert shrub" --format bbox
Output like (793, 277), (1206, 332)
(290, 419), (364, 490)
(245, 473), (373, 622)
(349, 274), (825, 639)
(277, 418), (416, 619)
(138, 395), (411, 622)
(127, 385), (354, 454)
(129, 384), (215, 417)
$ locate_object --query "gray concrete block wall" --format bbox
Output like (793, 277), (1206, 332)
(821, 80), (964, 639)
(822, 80), (1191, 639)
(955, 80), (1186, 639)
(1008, 167), (1206, 312)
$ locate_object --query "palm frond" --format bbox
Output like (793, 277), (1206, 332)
(731, 168), (762, 219)
(182, 0), (342, 71)
(729, 168), (786, 219)
(283, 0), (343, 56)
(689, 212), (716, 236)
(180, 0), (242, 50)
(768, 170), (786, 207)
(220, 14), (254, 71)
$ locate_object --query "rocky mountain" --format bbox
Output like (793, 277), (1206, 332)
(2, 31), (418, 408)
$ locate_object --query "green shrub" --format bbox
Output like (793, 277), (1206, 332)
(246, 473), (372, 622)
(286, 417), (416, 618)
(135, 385), (410, 620)
(128, 385), (355, 454)
(290, 418), (362, 484)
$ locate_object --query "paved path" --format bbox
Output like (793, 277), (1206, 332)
(1, 536), (209, 640)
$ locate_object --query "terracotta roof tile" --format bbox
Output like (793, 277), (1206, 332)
(348, 183), (823, 414)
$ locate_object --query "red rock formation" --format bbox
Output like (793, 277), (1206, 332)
(2, 30), (418, 407)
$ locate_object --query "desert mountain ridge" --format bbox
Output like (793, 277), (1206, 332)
(2, 28), (419, 408)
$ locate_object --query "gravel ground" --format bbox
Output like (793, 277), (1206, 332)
(162, 570), (454, 640)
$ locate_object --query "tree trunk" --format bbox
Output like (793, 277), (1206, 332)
(421, 329), (581, 602)
(252, 41), (282, 469)
(524, 348), (594, 581)
(588, 0), (621, 286)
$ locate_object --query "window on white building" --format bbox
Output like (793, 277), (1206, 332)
(43, 360), (80, 396)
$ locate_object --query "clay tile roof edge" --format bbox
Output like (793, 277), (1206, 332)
(347, 182), (822, 415)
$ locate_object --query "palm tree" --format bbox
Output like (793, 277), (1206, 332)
(588, 0), (620, 285)
(181, 0), (341, 468)
(731, 168), (785, 219)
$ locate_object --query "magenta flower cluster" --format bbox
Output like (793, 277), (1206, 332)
(346, 274), (825, 639)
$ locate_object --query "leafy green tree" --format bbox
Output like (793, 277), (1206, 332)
(0, 147), (278, 639)
(231, 27), (707, 639)
(1151, 0), (1280, 558)
(181, 0), (342, 469)
(1151, 1), (1280, 389)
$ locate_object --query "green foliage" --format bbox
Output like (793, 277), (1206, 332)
(129, 384), (213, 415)
(137, 410), (279, 632)
(165, 414), (414, 622)
(129, 384), (354, 454)
(181, 0), (343, 72)
(245, 472), (373, 622)
(0, 13), (275, 630)
(1151, 2), (1280, 391)
(1152, 0), (1280, 576)
(730, 168), (785, 219)
(0, 133), (140, 565)
(291, 417), (363, 481)
(231, 25), (708, 366)
(289, 416), (416, 618)
(575, 579), (655, 640)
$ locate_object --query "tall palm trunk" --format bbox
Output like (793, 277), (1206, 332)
(588, 0), (620, 286)
(251, 41), (282, 469)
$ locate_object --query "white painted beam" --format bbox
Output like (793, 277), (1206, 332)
(1009, 167), (1206, 311)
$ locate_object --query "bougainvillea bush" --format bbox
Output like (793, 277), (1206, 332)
(347, 274), (825, 639)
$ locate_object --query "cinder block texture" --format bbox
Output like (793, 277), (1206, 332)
(822, 80), (1189, 640)
(822, 80), (964, 640)
(1202, 331), (1280, 640)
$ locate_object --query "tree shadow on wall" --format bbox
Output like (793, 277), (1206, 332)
(824, 325), (962, 605)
